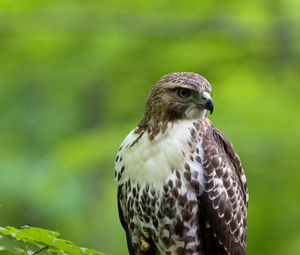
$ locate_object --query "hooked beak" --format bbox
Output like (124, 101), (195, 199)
(201, 91), (214, 114)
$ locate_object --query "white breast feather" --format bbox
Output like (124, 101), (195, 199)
(115, 120), (205, 192)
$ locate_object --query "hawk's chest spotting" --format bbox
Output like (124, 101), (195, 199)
(115, 120), (207, 254)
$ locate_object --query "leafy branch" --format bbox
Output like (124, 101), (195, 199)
(0, 226), (105, 255)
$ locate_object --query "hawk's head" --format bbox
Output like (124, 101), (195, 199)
(141, 72), (213, 127)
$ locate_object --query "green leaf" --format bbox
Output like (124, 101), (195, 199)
(0, 226), (105, 255)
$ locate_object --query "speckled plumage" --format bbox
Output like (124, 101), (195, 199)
(115, 72), (248, 255)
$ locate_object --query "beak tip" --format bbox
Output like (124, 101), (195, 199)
(205, 99), (214, 115)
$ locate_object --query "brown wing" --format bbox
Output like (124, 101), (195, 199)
(199, 126), (248, 255)
(117, 186), (136, 255)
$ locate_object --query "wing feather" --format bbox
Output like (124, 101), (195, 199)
(199, 126), (248, 255)
(117, 186), (136, 255)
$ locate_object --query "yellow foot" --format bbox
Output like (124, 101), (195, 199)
(140, 231), (151, 252)
(143, 231), (150, 240)
(140, 236), (150, 252)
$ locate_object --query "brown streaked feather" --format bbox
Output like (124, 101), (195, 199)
(118, 186), (136, 255)
(118, 186), (157, 255)
(199, 126), (248, 255)
(212, 128), (248, 206)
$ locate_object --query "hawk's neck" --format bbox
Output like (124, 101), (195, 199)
(137, 116), (210, 141)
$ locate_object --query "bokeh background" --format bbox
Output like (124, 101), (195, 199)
(1, 1), (300, 254)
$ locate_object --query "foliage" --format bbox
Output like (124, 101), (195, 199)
(0, 226), (105, 255)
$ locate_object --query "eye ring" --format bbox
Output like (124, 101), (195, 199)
(177, 88), (191, 98)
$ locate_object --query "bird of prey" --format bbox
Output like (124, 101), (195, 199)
(115, 72), (248, 255)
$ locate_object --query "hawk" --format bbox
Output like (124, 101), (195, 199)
(115, 72), (248, 255)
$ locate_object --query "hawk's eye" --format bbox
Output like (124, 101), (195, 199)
(177, 88), (191, 98)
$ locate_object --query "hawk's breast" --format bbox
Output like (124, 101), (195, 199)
(115, 120), (205, 189)
(115, 120), (207, 254)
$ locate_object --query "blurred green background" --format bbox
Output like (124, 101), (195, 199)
(0, 1), (299, 254)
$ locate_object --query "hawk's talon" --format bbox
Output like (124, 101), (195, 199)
(140, 235), (150, 252)
(143, 231), (150, 240)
